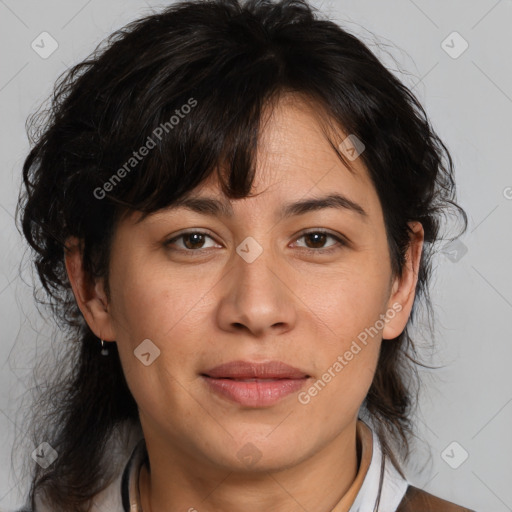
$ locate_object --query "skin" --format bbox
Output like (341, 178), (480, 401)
(65, 92), (423, 512)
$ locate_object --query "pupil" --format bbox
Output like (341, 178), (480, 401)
(307, 233), (325, 248)
(185, 233), (204, 249)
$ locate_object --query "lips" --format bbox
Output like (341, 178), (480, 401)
(202, 360), (310, 379)
(201, 360), (310, 407)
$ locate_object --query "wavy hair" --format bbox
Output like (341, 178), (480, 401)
(15, 0), (467, 510)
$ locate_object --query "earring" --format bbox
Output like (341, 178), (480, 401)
(100, 339), (109, 356)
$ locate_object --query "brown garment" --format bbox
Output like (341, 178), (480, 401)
(396, 485), (476, 512)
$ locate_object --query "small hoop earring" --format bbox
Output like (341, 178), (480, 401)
(100, 338), (109, 356)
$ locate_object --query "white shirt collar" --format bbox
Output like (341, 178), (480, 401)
(349, 421), (409, 512)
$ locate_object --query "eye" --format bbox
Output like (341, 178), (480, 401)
(163, 230), (221, 252)
(163, 229), (348, 255)
(292, 230), (347, 253)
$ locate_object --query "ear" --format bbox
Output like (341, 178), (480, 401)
(382, 221), (424, 340)
(64, 236), (116, 341)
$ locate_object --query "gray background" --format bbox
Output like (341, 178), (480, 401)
(1, 1), (511, 511)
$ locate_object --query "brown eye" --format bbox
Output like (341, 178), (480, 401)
(164, 231), (220, 252)
(303, 232), (328, 249)
(182, 233), (207, 249)
(293, 230), (347, 253)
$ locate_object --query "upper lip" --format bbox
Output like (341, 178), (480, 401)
(202, 360), (310, 379)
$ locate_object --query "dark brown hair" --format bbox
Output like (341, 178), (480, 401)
(15, 0), (467, 510)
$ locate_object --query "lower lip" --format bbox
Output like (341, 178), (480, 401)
(201, 376), (309, 407)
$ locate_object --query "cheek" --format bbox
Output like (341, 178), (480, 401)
(109, 255), (203, 342)
(298, 255), (388, 403)
(107, 260), (206, 415)
(296, 335), (380, 443)
(107, 255), (219, 392)
(309, 260), (391, 334)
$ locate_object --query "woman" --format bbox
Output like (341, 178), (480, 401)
(15, 0), (474, 510)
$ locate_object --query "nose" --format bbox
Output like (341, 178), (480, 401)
(215, 245), (297, 338)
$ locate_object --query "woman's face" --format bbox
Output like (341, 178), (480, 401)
(69, 94), (422, 474)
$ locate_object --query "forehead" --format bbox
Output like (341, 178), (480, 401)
(192, 93), (379, 214)
(259, 93), (368, 184)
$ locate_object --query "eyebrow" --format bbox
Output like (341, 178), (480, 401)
(169, 193), (368, 221)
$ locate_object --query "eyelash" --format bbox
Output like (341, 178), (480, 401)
(163, 229), (348, 256)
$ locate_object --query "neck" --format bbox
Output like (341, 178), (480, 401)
(139, 422), (361, 512)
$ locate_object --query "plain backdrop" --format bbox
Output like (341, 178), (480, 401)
(0, 1), (511, 511)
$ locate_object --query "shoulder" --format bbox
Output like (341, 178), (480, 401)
(396, 484), (477, 512)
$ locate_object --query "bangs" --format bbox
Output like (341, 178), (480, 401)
(83, 34), (360, 228)
(93, 53), (285, 224)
